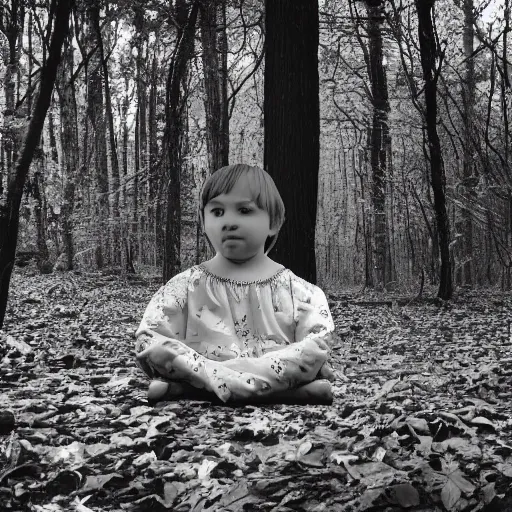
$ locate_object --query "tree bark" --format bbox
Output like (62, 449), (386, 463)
(0, 0), (71, 328)
(366, 0), (390, 290)
(163, 0), (200, 282)
(131, 4), (147, 269)
(200, 0), (229, 175)
(148, 52), (159, 266)
(33, 167), (50, 266)
(91, 2), (121, 265)
(264, 0), (320, 284)
(503, 0), (511, 290)
(86, 1), (109, 269)
(0, 0), (22, 192)
(415, 0), (453, 299)
(460, 0), (475, 286)
(58, 32), (79, 271)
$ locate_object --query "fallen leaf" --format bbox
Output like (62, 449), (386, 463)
(469, 416), (496, 430)
(80, 473), (124, 493)
(197, 458), (218, 480)
(390, 483), (420, 508)
(296, 439), (312, 459)
(441, 478), (461, 510)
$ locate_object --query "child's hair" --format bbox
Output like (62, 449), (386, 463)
(198, 164), (286, 255)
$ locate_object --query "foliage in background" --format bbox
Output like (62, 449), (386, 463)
(0, 0), (511, 294)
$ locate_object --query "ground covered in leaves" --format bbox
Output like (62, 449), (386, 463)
(1, 267), (512, 512)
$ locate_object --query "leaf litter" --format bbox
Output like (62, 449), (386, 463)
(0, 268), (511, 511)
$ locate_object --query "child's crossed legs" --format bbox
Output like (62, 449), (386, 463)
(137, 340), (335, 405)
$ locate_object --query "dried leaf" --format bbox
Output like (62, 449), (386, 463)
(448, 469), (476, 494)
(497, 462), (512, 477)
(373, 378), (400, 400)
(197, 458), (218, 480)
(5, 335), (33, 354)
(469, 416), (496, 430)
(406, 417), (429, 434)
(73, 495), (95, 512)
(391, 483), (420, 508)
(441, 478), (461, 510)
(80, 473), (123, 493)
(296, 439), (312, 459)
(482, 482), (496, 504)
(163, 481), (187, 505)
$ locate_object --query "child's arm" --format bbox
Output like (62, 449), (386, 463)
(137, 284), (337, 403)
(293, 284), (337, 352)
(135, 271), (190, 379)
(293, 284), (338, 381)
(136, 274), (338, 403)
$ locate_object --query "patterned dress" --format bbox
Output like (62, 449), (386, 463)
(135, 264), (337, 403)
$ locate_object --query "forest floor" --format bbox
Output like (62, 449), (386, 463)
(0, 267), (511, 512)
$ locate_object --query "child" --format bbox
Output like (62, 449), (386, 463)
(135, 164), (337, 405)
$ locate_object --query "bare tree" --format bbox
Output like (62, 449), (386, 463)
(200, 0), (229, 175)
(163, 0), (200, 282)
(459, 0), (475, 286)
(415, 0), (453, 299)
(0, 0), (72, 327)
(365, 0), (391, 290)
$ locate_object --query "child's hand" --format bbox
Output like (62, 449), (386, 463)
(317, 362), (335, 382)
(137, 341), (176, 379)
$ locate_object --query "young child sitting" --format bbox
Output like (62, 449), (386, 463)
(135, 164), (337, 405)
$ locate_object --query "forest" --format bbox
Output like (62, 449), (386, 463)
(1, 0), (511, 311)
(1, 1), (512, 511)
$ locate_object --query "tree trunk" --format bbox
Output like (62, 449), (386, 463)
(0, 0), (71, 328)
(366, 0), (390, 290)
(415, 0), (453, 299)
(503, 0), (511, 290)
(133, 107), (140, 264)
(86, 2), (109, 269)
(136, 6), (148, 266)
(59, 32), (78, 271)
(460, 0), (475, 286)
(200, 0), (229, 175)
(91, 3), (121, 266)
(132, 5), (147, 269)
(264, 0), (320, 284)
(30, 13), (50, 270)
(0, 0), (22, 192)
(148, 52), (159, 266)
(163, 0), (200, 282)
(33, 168), (50, 266)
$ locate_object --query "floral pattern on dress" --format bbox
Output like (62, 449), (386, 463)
(135, 265), (336, 402)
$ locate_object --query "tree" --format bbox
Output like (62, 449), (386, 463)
(91, 0), (121, 266)
(163, 0), (200, 282)
(264, 0), (320, 284)
(57, 30), (79, 270)
(200, 0), (229, 175)
(415, 0), (453, 299)
(0, 0), (23, 195)
(0, 0), (72, 328)
(458, 0), (475, 286)
(365, 0), (391, 290)
(86, 0), (109, 268)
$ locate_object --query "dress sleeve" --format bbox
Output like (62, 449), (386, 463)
(134, 270), (190, 358)
(293, 279), (337, 351)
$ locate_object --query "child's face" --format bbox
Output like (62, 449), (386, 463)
(204, 174), (278, 263)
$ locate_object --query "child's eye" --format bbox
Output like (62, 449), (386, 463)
(210, 208), (252, 216)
